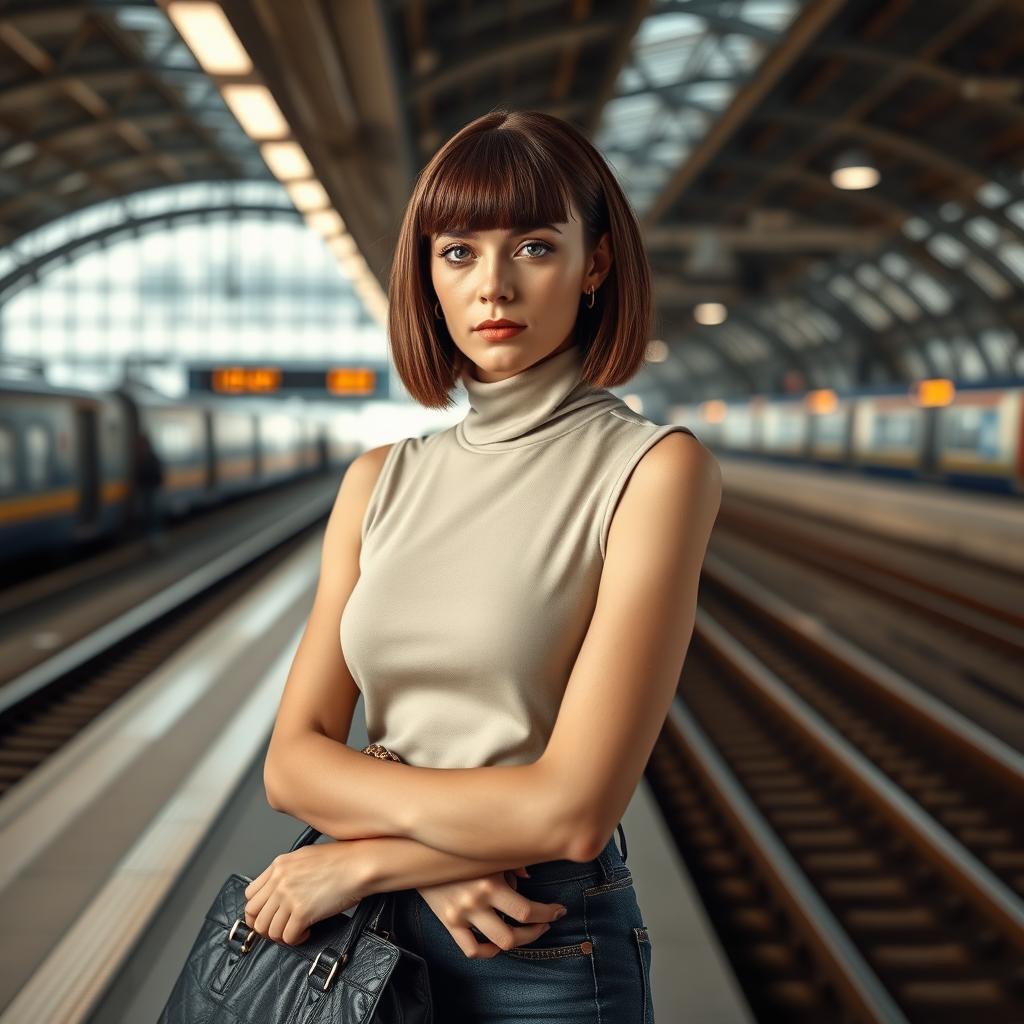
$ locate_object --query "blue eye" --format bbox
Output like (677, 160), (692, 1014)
(438, 244), (471, 263)
(437, 241), (553, 265)
(521, 242), (553, 258)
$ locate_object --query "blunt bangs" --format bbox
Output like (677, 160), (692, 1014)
(417, 132), (576, 245)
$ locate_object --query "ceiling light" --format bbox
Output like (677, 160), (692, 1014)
(305, 209), (344, 238)
(645, 339), (669, 362)
(221, 84), (288, 139)
(285, 180), (330, 211)
(831, 148), (879, 190)
(694, 302), (727, 325)
(329, 234), (358, 259)
(260, 141), (313, 180)
(166, 2), (252, 74)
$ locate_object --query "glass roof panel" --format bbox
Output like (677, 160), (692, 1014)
(596, 0), (805, 216)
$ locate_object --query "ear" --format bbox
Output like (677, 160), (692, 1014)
(586, 231), (613, 289)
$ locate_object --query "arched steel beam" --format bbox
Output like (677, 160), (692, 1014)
(0, 202), (303, 306)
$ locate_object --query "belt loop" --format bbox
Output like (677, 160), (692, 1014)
(595, 822), (628, 880)
(596, 840), (617, 880)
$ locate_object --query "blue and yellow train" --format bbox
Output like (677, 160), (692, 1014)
(670, 378), (1024, 496)
(0, 379), (360, 564)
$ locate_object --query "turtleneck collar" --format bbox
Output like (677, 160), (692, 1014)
(456, 344), (617, 451)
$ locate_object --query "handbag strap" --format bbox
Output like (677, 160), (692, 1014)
(288, 825), (391, 956)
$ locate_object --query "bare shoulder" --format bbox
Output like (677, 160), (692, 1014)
(323, 443), (396, 554)
(338, 442), (395, 507)
(606, 430), (721, 566)
(635, 430), (721, 494)
(344, 442), (395, 494)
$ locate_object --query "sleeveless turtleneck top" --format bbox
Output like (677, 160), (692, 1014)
(339, 343), (697, 769)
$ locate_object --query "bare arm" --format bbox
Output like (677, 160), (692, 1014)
(537, 432), (722, 851)
(263, 446), (575, 866)
(350, 834), (538, 895)
(270, 731), (571, 865)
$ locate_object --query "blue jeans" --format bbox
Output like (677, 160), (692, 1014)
(384, 823), (655, 1023)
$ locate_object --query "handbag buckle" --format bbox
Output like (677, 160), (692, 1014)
(228, 918), (258, 955)
(309, 947), (347, 991)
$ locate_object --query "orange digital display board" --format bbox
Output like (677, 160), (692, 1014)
(326, 367), (376, 395)
(195, 365), (382, 398)
(211, 367), (282, 393)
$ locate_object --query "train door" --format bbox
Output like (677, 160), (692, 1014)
(919, 406), (941, 480)
(203, 409), (216, 490)
(75, 405), (100, 526)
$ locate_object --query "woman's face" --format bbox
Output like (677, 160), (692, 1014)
(430, 200), (611, 383)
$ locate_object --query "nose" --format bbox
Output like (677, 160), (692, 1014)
(478, 258), (512, 305)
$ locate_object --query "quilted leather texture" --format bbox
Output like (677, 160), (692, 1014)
(158, 875), (433, 1023)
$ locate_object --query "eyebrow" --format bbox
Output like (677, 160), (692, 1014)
(435, 223), (563, 240)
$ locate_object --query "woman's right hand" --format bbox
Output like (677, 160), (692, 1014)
(417, 866), (567, 959)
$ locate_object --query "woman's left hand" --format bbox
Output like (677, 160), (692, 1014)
(243, 841), (368, 946)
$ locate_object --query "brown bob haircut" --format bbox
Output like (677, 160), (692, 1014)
(387, 108), (653, 409)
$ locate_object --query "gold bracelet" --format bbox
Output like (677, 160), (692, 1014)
(361, 742), (404, 763)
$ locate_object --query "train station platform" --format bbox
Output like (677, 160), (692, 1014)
(0, 532), (752, 1023)
(717, 455), (1024, 574)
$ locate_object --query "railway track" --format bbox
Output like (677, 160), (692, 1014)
(646, 556), (1024, 1023)
(0, 496), (331, 799)
(717, 496), (1024, 660)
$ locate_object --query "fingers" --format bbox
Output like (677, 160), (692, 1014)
(451, 925), (502, 959)
(252, 892), (280, 941)
(244, 887), (270, 928)
(283, 916), (311, 946)
(243, 872), (267, 901)
(246, 891), (309, 947)
(495, 889), (568, 926)
(267, 903), (290, 944)
(463, 919), (551, 959)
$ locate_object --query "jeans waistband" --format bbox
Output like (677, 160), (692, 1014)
(520, 821), (628, 883)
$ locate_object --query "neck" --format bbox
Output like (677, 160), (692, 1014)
(456, 344), (615, 450)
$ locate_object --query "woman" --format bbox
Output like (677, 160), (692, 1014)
(243, 109), (721, 1023)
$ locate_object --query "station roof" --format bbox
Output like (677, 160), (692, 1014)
(3, 0), (1022, 400)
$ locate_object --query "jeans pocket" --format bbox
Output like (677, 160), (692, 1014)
(582, 871), (633, 897)
(633, 926), (654, 1023)
(505, 938), (594, 961)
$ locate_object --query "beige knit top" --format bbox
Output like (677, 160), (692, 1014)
(339, 343), (696, 769)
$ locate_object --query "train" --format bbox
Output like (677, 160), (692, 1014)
(0, 378), (361, 565)
(670, 378), (1024, 496)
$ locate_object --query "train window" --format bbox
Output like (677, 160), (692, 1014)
(0, 424), (15, 492)
(872, 413), (917, 448)
(25, 423), (52, 489)
(943, 408), (1001, 461)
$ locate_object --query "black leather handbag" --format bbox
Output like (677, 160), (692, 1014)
(157, 823), (433, 1023)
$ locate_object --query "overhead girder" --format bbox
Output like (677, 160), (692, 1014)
(632, 1), (781, 43)
(0, 3), (264, 247)
(713, 155), (1014, 375)
(642, 0), (849, 226)
(407, 19), (618, 105)
(0, 200), (303, 305)
(0, 147), (252, 235)
(639, 0), (1023, 393)
(753, 107), (1024, 260)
